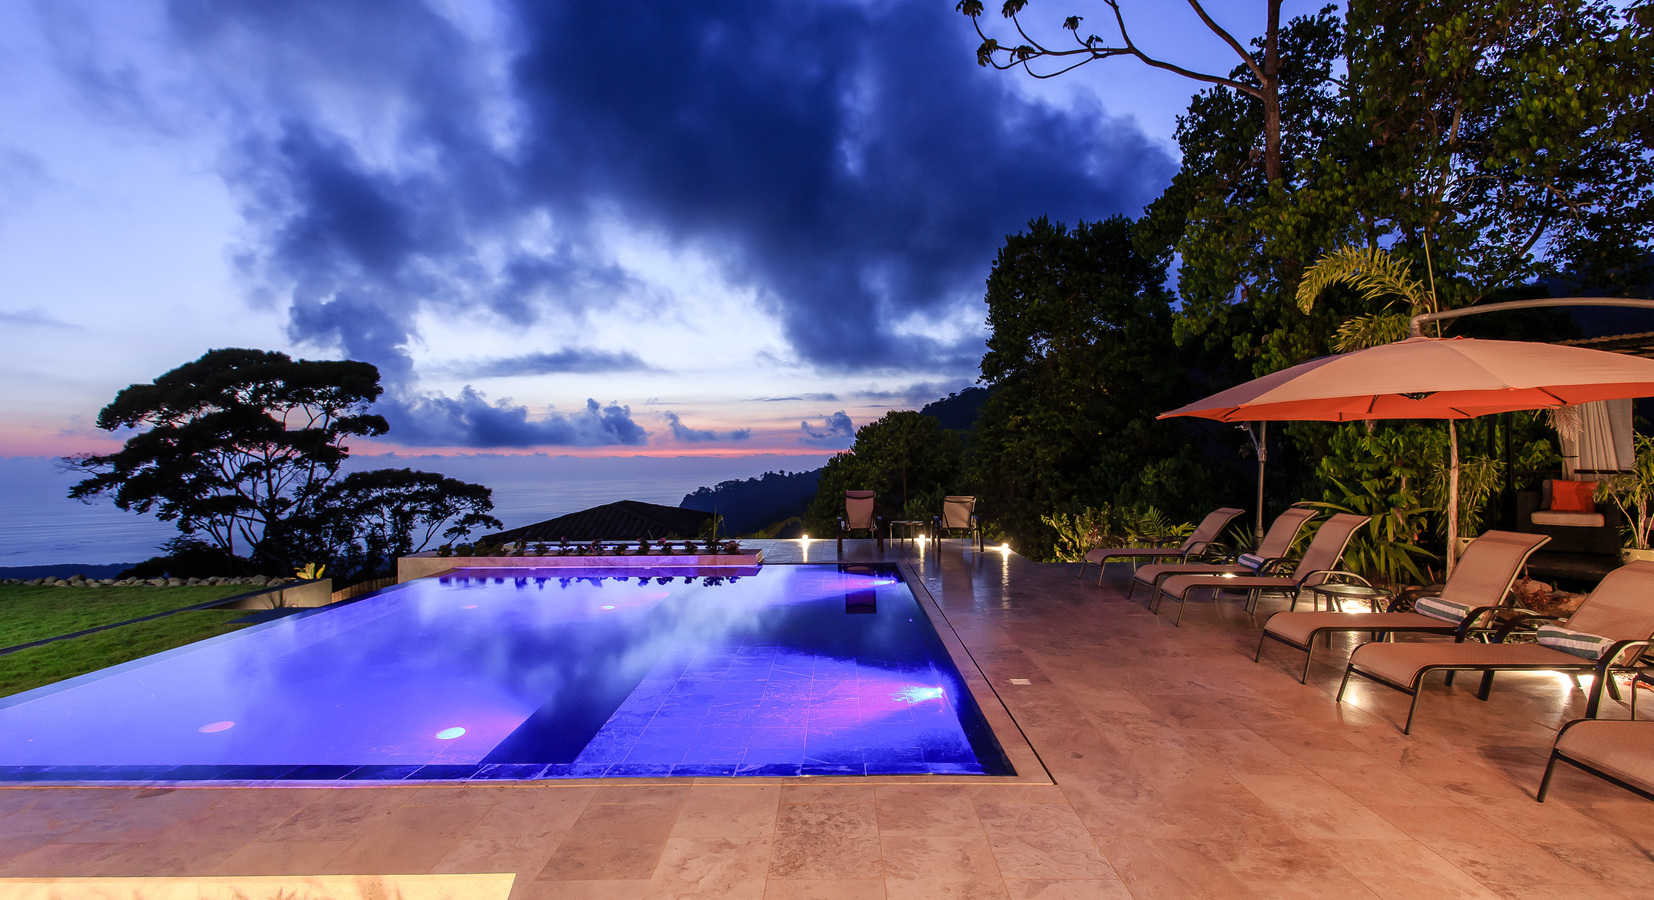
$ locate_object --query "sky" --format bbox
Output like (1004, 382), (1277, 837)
(0, 0), (1328, 462)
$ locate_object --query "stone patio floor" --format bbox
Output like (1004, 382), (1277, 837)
(0, 539), (1650, 899)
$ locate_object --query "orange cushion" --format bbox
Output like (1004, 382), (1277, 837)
(1549, 480), (1596, 513)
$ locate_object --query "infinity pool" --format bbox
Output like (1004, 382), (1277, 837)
(0, 564), (1011, 781)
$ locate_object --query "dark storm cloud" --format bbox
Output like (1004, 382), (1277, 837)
(466, 348), (654, 378)
(156, 0), (1172, 387)
(380, 390), (647, 448)
(800, 411), (855, 446)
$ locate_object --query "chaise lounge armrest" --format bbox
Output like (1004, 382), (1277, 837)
(1488, 609), (1563, 643)
(1586, 638), (1653, 717)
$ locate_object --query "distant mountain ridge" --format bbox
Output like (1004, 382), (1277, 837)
(678, 387), (991, 535)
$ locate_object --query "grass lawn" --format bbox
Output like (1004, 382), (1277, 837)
(0, 609), (252, 698)
(0, 584), (255, 649)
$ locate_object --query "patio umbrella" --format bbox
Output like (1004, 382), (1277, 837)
(1160, 335), (1654, 573)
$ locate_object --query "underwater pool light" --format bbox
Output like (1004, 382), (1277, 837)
(894, 686), (946, 704)
(435, 727), (466, 740)
(198, 721), (234, 733)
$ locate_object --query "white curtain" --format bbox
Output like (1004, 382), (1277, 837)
(1559, 399), (1634, 478)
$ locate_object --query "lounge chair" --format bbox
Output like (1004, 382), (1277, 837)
(1127, 506), (1318, 601)
(1256, 531), (1551, 683)
(1538, 719), (1654, 803)
(1152, 513), (1370, 627)
(1078, 507), (1244, 585)
(931, 495), (982, 551)
(837, 490), (883, 554)
(1337, 561), (1654, 733)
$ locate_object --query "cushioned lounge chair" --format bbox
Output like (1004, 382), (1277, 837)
(1538, 719), (1654, 803)
(932, 495), (982, 551)
(1128, 506), (1318, 601)
(1078, 507), (1244, 586)
(1256, 531), (1551, 683)
(1152, 513), (1370, 627)
(1337, 561), (1654, 733)
(837, 490), (883, 554)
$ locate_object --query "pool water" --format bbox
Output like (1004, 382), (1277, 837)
(0, 564), (1011, 781)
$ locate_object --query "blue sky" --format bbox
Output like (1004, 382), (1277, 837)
(0, 0), (1324, 459)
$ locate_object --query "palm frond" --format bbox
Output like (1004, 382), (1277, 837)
(1332, 312), (1411, 352)
(1296, 246), (1432, 313)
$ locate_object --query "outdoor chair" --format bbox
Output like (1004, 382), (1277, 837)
(1256, 531), (1551, 683)
(1538, 718), (1654, 803)
(1337, 560), (1654, 734)
(1152, 513), (1370, 627)
(931, 495), (982, 551)
(1128, 506), (1317, 601)
(1078, 507), (1244, 586)
(837, 490), (883, 554)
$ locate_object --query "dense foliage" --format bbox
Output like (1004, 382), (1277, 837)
(803, 411), (964, 537)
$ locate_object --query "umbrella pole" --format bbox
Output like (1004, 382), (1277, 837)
(1447, 420), (1460, 577)
(1255, 422), (1267, 544)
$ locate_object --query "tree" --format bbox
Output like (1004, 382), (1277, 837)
(311, 469), (502, 579)
(68, 349), (388, 573)
(804, 411), (963, 536)
(966, 215), (1230, 556)
(1155, 0), (1654, 382)
(958, 0), (1303, 184)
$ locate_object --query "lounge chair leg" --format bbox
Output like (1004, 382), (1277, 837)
(1254, 630), (1268, 663)
(1477, 671), (1495, 701)
(1173, 593), (1188, 627)
(1528, 751), (1554, 800)
(1403, 690), (1422, 734)
(1300, 641), (1316, 685)
(1444, 671), (1456, 687)
(1336, 665), (1355, 702)
(1607, 675), (1623, 703)
(1096, 565), (1107, 587)
(1126, 579), (1137, 600)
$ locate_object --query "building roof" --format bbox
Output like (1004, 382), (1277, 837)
(484, 500), (715, 544)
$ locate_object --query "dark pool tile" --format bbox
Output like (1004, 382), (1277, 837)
(0, 766), (84, 782)
(409, 764), (479, 780)
(736, 761), (801, 777)
(805, 748), (865, 767)
(560, 763), (614, 778)
(862, 748), (927, 767)
(866, 762), (936, 775)
(604, 763), (675, 778)
(800, 763), (865, 776)
(278, 765), (362, 781)
(470, 763), (546, 780)
(671, 763), (738, 777)
(343, 764), (424, 781)
(922, 762), (986, 775)
(151, 765), (235, 781)
(220, 765), (303, 780)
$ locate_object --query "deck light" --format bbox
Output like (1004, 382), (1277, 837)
(435, 727), (466, 740)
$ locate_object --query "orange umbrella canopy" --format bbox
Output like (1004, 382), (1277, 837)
(1160, 336), (1654, 423)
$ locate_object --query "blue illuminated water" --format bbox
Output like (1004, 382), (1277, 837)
(0, 564), (1011, 780)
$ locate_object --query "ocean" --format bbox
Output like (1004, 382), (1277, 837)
(0, 453), (831, 567)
